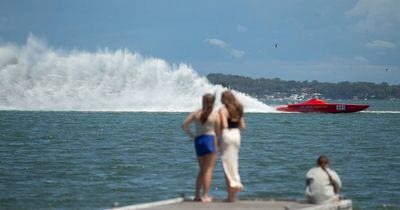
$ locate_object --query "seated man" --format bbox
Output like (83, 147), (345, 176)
(305, 155), (341, 204)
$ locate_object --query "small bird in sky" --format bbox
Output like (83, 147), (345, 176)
(385, 68), (389, 72)
(275, 43), (279, 48)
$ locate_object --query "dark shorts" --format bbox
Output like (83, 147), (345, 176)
(194, 135), (215, 157)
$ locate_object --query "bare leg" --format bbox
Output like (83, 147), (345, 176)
(224, 174), (236, 202)
(223, 174), (242, 202)
(194, 156), (206, 201)
(201, 152), (217, 202)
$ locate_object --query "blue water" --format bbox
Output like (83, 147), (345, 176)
(1, 100), (399, 210)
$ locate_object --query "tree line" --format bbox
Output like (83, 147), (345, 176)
(206, 73), (400, 100)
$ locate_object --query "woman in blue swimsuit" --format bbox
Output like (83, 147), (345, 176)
(182, 93), (221, 202)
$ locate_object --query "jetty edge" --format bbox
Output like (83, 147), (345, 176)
(107, 196), (352, 210)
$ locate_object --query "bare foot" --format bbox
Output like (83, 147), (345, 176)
(201, 197), (213, 203)
(193, 195), (202, 202)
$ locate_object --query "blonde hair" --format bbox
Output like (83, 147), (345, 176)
(200, 93), (215, 123)
(221, 91), (243, 121)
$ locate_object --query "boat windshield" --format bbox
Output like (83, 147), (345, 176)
(303, 98), (326, 104)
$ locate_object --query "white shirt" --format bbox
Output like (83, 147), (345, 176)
(194, 111), (217, 136)
(305, 167), (342, 204)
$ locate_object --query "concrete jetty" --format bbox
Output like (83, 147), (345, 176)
(109, 197), (352, 210)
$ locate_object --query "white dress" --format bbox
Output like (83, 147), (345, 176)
(221, 128), (243, 189)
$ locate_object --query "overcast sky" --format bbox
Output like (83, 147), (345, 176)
(1, 0), (399, 84)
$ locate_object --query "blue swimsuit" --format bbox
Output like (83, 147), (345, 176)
(194, 135), (215, 156)
(192, 112), (217, 157)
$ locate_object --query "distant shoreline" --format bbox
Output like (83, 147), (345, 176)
(206, 73), (400, 101)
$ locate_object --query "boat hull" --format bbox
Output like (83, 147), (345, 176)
(276, 103), (369, 113)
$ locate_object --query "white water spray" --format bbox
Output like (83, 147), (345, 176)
(0, 35), (275, 112)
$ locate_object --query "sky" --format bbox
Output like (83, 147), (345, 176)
(0, 0), (399, 84)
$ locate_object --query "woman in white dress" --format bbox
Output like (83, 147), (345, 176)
(219, 90), (245, 202)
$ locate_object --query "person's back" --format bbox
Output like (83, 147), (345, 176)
(194, 111), (217, 136)
(305, 155), (342, 204)
(305, 167), (341, 204)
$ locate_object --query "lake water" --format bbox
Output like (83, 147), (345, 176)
(1, 100), (399, 210)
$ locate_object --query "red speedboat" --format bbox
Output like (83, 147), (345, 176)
(276, 98), (369, 113)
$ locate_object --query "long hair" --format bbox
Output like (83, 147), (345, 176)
(221, 91), (243, 121)
(200, 93), (215, 124)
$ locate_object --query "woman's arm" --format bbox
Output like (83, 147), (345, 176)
(239, 116), (246, 129)
(181, 112), (195, 140)
(214, 111), (222, 137)
(219, 108), (229, 129)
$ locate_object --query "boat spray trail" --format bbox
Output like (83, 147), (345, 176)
(0, 35), (274, 112)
